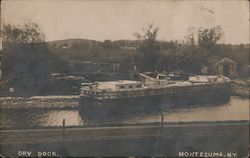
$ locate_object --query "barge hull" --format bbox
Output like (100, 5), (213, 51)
(79, 87), (231, 122)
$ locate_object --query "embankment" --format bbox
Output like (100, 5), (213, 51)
(0, 95), (79, 109)
(231, 79), (249, 98)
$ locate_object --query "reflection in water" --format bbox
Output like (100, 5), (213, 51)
(0, 110), (84, 129)
(0, 96), (249, 129)
(125, 96), (249, 124)
(36, 110), (84, 127)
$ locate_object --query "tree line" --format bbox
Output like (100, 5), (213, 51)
(0, 22), (248, 95)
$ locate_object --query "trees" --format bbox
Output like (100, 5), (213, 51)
(198, 26), (224, 50)
(185, 26), (196, 46)
(1, 23), (50, 96)
(134, 23), (159, 54)
(134, 23), (160, 71)
(101, 40), (113, 49)
(184, 25), (224, 50)
(174, 26), (224, 73)
(2, 23), (45, 47)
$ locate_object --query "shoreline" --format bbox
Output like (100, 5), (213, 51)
(231, 79), (249, 98)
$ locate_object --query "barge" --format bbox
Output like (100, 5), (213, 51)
(79, 74), (231, 121)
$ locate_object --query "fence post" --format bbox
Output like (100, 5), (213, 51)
(62, 119), (65, 141)
(161, 112), (164, 128)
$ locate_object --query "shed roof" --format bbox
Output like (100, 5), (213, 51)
(206, 55), (224, 64)
(206, 55), (237, 65)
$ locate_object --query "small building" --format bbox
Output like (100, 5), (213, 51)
(139, 73), (170, 86)
(201, 56), (238, 78)
(96, 80), (143, 91)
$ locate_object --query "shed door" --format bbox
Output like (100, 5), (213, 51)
(223, 64), (230, 76)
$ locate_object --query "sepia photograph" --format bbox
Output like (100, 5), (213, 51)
(0, 0), (249, 157)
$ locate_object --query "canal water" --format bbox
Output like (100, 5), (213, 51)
(0, 96), (249, 129)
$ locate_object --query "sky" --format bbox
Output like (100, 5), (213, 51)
(1, 0), (249, 44)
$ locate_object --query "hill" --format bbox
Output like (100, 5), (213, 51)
(48, 39), (101, 49)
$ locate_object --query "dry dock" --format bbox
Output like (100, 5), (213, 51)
(0, 121), (248, 157)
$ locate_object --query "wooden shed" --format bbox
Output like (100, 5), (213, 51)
(201, 56), (238, 78)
